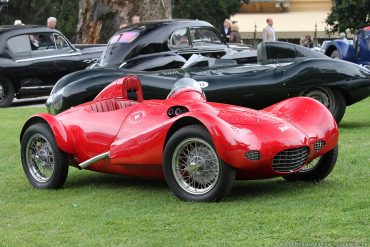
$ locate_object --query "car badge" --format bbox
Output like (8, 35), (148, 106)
(278, 125), (290, 132)
(129, 111), (146, 123)
(197, 81), (209, 88)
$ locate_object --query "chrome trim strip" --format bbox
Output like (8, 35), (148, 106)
(16, 52), (82, 63)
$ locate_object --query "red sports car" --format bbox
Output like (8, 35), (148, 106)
(20, 76), (339, 202)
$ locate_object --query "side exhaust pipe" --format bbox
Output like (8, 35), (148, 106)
(78, 152), (110, 169)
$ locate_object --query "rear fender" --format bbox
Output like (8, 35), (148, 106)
(20, 114), (75, 154)
(325, 40), (355, 60)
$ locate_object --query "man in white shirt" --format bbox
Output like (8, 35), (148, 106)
(262, 18), (276, 42)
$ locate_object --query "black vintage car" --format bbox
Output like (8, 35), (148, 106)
(93, 19), (255, 71)
(0, 25), (105, 107)
(47, 41), (370, 123)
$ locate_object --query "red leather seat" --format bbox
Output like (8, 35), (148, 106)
(90, 99), (137, 112)
(90, 75), (143, 112)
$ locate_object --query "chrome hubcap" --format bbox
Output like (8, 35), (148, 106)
(304, 88), (335, 112)
(26, 134), (55, 182)
(172, 138), (219, 195)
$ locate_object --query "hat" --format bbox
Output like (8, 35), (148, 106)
(14, 20), (24, 25)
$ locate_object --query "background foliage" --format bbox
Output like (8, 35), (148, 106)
(0, 0), (78, 39)
(172, 0), (248, 29)
(325, 0), (370, 34)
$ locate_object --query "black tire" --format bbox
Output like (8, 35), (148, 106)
(163, 125), (235, 202)
(302, 87), (346, 123)
(0, 76), (15, 107)
(283, 145), (338, 182)
(21, 123), (69, 189)
(330, 50), (340, 59)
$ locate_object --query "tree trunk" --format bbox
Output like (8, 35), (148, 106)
(77, 0), (172, 44)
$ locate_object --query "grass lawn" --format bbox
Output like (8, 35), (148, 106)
(0, 99), (369, 246)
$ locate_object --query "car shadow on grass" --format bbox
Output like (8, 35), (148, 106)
(339, 121), (370, 129)
(226, 179), (333, 201)
(63, 171), (335, 202)
(64, 171), (167, 191)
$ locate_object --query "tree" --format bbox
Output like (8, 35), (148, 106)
(172, 0), (247, 29)
(0, 0), (78, 40)
(77, 0), (172, 44)
(326, 0), (370, 34)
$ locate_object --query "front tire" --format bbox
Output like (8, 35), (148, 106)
(0, 76), (15, 107)
(284, 146), (338, 182)
(163, 125), (235, 202)
(21, 123), (69, 189)
(302, 87), (346, 123)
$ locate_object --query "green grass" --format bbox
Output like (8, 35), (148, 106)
(0, 100), (369, 246)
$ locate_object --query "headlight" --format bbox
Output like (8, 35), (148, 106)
(46, 88), (64, 115)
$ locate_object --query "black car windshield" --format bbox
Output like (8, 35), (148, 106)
(190, 28), (223, 46)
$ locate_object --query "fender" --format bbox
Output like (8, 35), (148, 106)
(262, 97), (339, 151)
(20, 114), (75, 154)
(325, 40), (355, 61)
(172, 112), (261, 170)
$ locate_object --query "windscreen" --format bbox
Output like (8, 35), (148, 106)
(167, 78), (204, 99)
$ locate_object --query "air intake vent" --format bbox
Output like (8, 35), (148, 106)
(272, 147), (309, 172)
(314, 140), (326, 152)
(245, 150), (261, 161)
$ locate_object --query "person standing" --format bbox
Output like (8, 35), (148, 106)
(47, 17), (57, 29)
(220, 19), (232, 42)
(131, 15), (140, 24)
(229, 24), (242, 43)
(262, 18), (276, 42)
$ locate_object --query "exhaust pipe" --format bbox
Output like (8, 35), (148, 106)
(78, 152), (110, 169)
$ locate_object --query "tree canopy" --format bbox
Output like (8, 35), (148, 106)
(172, 0), (246, 29)
(326, 0), (370, 34)
(0, 0), (78, 39)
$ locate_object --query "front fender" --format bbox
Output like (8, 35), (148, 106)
(20, 114), (75, 154)
(262, 97), (338, 151)
(175, 113), (260, 170)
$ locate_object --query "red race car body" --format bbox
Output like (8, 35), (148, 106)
(20, 76), (339, 201)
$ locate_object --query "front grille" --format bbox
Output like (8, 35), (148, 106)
(314, 140), (326, 152)
(272, 147), (310, 172)
(245, 150), (261, 161)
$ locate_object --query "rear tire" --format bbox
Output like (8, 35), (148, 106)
(330, 50), (340, 59)
(283, 146), (338, 182)
(302, 87), (346, 123)
(0, 77), (15, 107)
(163, 125), (235, 202)
(21, 123), (69, 189)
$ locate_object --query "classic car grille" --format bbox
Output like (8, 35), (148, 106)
(272, 147), (310, 172)
(314, 140), (326, 152)
(245, 150), (261, 161)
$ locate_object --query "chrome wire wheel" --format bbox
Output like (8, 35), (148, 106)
(25, 133), (55, 183)
(171, 138), (220, 195)
(299, 157), (320, 173)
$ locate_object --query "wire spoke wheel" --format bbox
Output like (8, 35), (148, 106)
(26, 134), (55, 182)
(299, 157), (320, 173)
(163, 125), (235, 201)
(21, 123), (69, 189)
(172, 138), (220, 195)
